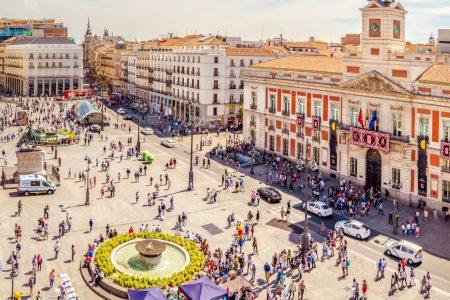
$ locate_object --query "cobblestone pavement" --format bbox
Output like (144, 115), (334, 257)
(0, 100), (448, 299)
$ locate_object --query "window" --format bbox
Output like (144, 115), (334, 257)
(350, 157), (357, 177)
(213, 80), (219, 89)
(214, 57), (218, 63)
(331, 103), (339, 121)
(230, 59), (235, 67)
(269, 135), (275, 151)
(213, 94), (218, 103)
(269, 94), (276, 111)
(392, 168), (401, 187)
(31, 181), (40, 187)
(350, 107), (358, 127)
(443, 120), (450, 141)
(443, 180), (450, 203)
(297, 143), (304, 159)
(313, 147), (320, 165)
(283, 139), (288, 156)
(282, 95), (290, 114)
(240, 59), (245, 67)
(313, 100), (322, 117)
(392, 114), (402, 136)
(251, 92), (257, 107)
(213, 68), (218, 76)
(213, 107), (217, 115)
(297, 97), (305, 115)
(418, 117), (429, 137)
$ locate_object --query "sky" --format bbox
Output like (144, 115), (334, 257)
(1, 0), (449, 44)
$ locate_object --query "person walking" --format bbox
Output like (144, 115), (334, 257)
(298, 280), (306, 300)
(361, 280), (368, 299)
(71, 244), (76, 262)
(263, 262), (271, 283)
(88, 218), (94, 233)
(252, 236), (258, 254)
(250, 263), (256, 283)
(54, 241), (60, 259)
(409, 267), (416, 286)
(49, 268), (55, 288)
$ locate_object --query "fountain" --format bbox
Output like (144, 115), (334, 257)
(110, 238), (189, 278)
(135, 239), (166, 267)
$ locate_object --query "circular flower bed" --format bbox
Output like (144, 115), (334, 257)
(37, 129), (79, 145)
(94, 232), (205, 290)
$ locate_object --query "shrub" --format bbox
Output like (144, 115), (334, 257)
(94, 232), (205, 290)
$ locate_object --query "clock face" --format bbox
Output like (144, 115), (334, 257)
(393, 23), (401, 37)
(369, 21), (381, 37)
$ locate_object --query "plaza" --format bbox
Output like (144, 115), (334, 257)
(0, 97), (449, 300)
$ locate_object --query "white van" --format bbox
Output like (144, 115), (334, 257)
(18, 175), (56, 196)
(385, 240), (423, 264)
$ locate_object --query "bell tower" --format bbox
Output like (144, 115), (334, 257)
(361, 0), (407, 60)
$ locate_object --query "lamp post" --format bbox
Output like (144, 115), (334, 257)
(250, 150), (255, 175)
(188, 120), (194, 189)
(10, 269), (15, 300)
(85, 159), (91, 205)
(389, 181), (402, 234)
(137, 111), (141, 154)
(199, 129), (203, 151)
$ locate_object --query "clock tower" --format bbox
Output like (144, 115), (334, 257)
(361, 0), (406, 60)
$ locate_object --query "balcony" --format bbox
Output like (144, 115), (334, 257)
(312, 135), (320, 142)
(229, 73), (236, 78)
(339, 123), (350, 131)
(239, 83), (244, 89)
(282, 110), (290, 117)
(229, 85), (236, 89)
(268, 124), (275, 131)
(250, 120), (256, 126)
(442, 166), (450, 173)
(268, 107), (276, 113)
(389, 134), (409, 143)
(282, 128), (290, 135)
(297, 131), (304, 138)
(213, 85), (219, 90)
(250, 104), (257, 110)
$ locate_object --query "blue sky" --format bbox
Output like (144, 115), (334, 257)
(2, 0), (449, 43)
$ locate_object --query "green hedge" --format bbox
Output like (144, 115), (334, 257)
(94, 232), (206, 290)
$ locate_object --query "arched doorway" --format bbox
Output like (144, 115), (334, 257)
(366, 149), (382, 190)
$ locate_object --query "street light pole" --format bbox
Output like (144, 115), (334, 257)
(188, 121), (194, 189)
(85, 159), (90, 205)
(250, 151), (255, 175)
(137, 112), (141, 154)
(10, 270), (14, 300)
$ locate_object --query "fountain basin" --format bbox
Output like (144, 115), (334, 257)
(110, 238), (189, 278)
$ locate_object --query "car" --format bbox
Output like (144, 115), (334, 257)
(117, 108), (126, 115)
(334, 220), (371, 239)
(303, 201), (333, 217)
(257, 187), (282, 203)
(123, 114), (133, 120)
(89, 124), (101, 132)
(141, 127), (154, 135)
(161, 139), (177, 148)
(385, 240), (423, 264)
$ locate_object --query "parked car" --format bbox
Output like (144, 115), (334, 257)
(257, 187), (282, 203)
(141, 128), (154, 135)
(123, 114), (133, 120)
(385, 240), (423, 264)
(18, 175), (56, 196)
(89, 124), (101, 132)
(117, 108), (126, 114)
(161, 139), (177, 148)
(334, 220), (371, 239)
(303, 201), (333, 217)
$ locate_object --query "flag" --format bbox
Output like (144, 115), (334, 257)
(369, 111), (377, 130)
(357, 108), (365, 127)
(365, 108), (369, 121)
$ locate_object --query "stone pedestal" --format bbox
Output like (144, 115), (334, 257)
(15, 150), (44, 180)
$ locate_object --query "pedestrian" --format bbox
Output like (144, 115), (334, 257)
(362, 280), (368, 299)
(289, 280), (297, 300)
(409, 267), (415, 286)
(49, 268), (55, 287)
(376, 258), (383, 279)
(135, 191), (139, 203)
(71, 244), (76, 262)
(298, 280), (306, 300)
(250, 263), (256, 282)
(252, 236), (258, 254)
(88, 218), (94, 232)
(263, 262), (271, 283)
(390, 274), (396, 294)
(54, 241), (60, 259)
(29, 276), (34, 296)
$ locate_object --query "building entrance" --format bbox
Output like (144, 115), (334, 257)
(366, 148), (382, 191)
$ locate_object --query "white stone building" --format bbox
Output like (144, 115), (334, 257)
(4, 37), (83, 96)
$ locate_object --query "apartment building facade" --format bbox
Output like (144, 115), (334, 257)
(243, 0), (450, 210)
(4, 37), (83, 96)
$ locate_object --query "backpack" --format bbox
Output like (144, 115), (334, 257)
(346, 259), (351, 267)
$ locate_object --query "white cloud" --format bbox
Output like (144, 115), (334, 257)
(1, 0), (448, 43)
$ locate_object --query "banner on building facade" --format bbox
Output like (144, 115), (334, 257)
(350, 127), (390, 153)
(312, 116), (320, 130)
(297, 114), (304, 126)
(418, 136), (428, 196)
(440, 141), (450, 159)
(329, 120), (338, 170)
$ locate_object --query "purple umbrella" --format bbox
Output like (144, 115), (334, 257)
(128, 287), (166, 300)
(180, 276), (227, 300)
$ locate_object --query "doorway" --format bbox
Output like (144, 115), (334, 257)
(366, 148), (382, 190)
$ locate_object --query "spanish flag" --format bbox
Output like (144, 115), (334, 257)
(358, 108), (365, 127)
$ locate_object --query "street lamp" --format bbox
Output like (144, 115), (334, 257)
(85, 159), (91, 205)
(136, 112), (141, 154)
(389, 180), (402, 234)
(188, 120), (195, 190)
(250, 150), (256, 175)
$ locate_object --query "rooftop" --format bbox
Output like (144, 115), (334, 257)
(418, 63), (450, 86)
(225, 47), (275, 57)
(251, 55), (344, 75)
(11, 36), (74, 45)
